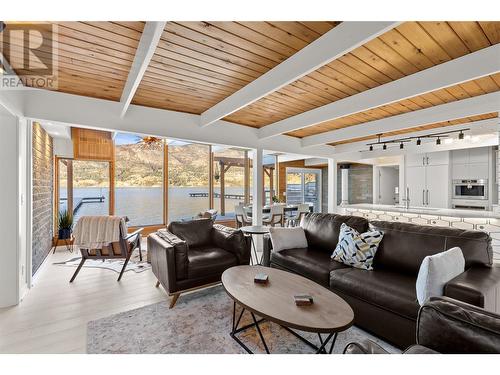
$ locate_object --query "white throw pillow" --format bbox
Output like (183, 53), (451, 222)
(331, 223), (384, 271)
(269, 227), (308, 252)
(415, 247), (465, 305)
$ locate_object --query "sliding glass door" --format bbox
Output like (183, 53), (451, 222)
(285, 168), (322, 212)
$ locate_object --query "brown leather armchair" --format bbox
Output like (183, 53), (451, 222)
(344, 296), (500, 354)
(148, 218), (251, 308)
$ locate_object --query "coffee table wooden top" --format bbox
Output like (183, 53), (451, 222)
(222, 265), (354, 333)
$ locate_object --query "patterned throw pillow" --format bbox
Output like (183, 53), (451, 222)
(331, 223), (384, 270)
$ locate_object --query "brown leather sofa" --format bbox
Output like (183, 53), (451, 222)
(148, 218), (251, 308)
(344, 296), (500, 354)
(266, 213), (500, 348)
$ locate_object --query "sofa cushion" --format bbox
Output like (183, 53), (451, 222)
(300, 213), (369, 253)
(330, 268), (420, 319)
(332, 223), (384, 270)
(369, 221), (491, 275)
(187, 246), (237, 279)
(271, 247), (348, 286)
(168, 218), (214, 248)
(416, 247), (465, 305)
(269, 226), (308, 252)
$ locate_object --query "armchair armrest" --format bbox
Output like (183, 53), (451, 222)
(124, 227), (143, 241)
(212, 224), (251, 265)
(152, 230), (189, 282)
(444, 265), (500, 312)
(417, 296), (500, 353)
(343, 339), (389, 354)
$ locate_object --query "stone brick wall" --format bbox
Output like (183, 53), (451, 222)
(32, 123), (53, 275)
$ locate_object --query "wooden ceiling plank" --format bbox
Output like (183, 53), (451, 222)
(201, 22), (399, 127)
(258, 44), (500, 141)
(449, 22), (492, 51)
(395, 22), (452, 65)
(363, 37), (420, 76)
(478, 22), (500, 44)
(418, 22), (471, 59)
(161, 31), (270, 74)
(120, 21), (166, 117)
(165, 22), (278, 69)
(60, 22), (142, 46)
(299, 22), (338, 35)
(212, 21), (300, 57)
(267, 22), (322, 43)
(238, 22), (310, 50)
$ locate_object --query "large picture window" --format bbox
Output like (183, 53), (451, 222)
(168, 141), (210, 221)
(114, 134), (164, 226)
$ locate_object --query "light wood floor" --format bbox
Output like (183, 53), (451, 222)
(0, 242), (166, 353)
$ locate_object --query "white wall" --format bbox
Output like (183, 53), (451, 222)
(0, 113), (21, 307)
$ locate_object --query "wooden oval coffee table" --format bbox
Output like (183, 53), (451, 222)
(222, 265), (354, 354)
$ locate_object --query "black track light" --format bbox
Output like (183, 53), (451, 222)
(436, 137), (441, 145)
(369, 145), (373, 151)
(383, 144), (387, 150)
(458, 131), (464, 140)
(416, 138), (421, 146)
(400, 142), (404, 149)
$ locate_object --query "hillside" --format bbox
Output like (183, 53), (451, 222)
(65, 143), (245, 188)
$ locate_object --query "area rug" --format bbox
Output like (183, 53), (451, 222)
(54, 251), (151, 274)
(87, 285), (399, 354)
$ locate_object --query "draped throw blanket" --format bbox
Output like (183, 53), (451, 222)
(73, 216), (126, 249)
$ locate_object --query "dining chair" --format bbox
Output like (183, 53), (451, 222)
(287, 203), (310, 227)
(235, 204), (252, 228)
(263, 204), (284, 227)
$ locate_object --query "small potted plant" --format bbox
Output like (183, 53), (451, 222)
(58, 210), (73, 240)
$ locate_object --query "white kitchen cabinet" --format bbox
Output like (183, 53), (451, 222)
(468, 147), (490, 164)
(452, 164), (468, 179)
(406, 151), (449, 167)
(426, 164), (449, 208)
(406, 153), (426, 167)
(406, 166), (426, 206)
(452, 149), (468, 164)
(427, 151), (449, 166)
(451, 147), (491, 180)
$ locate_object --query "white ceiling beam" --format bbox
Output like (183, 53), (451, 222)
(301, 91), (500, 147)
(199, 21), (400, 127)
(333, 117), (499, 154)
(259, 44), (500, 140)
(119, 21), (166, 118)
(22, 88), (337, 159)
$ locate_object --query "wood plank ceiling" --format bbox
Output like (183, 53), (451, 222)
(3, 21), (499, 145)
(329, 112), (499, 146)
(131, 21), (338, 113)
(224, 21), (500, 131)
(4, 22), (145, 101)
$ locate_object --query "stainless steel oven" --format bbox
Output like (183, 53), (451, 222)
(452, 179), (488, 200)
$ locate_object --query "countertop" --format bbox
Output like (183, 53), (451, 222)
(342, 203), (500, 219)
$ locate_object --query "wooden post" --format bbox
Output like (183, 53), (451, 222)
(244, 150), (250, 205)
(220, 161), (225, 216)
(109, 160), (115, 215)
(209, 146), (214, 209)
(67, 160), (74, 216)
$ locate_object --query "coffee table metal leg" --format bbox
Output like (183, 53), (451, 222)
(328, 333), (338, 354)
(251, 312), (270, 354)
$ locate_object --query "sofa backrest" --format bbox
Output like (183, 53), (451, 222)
(168, 218), (214, 248)
(370, 220), (492, 275)
(301, 213), (369, 252)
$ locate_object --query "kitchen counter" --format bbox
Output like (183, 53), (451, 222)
(342, 204), (500, 219)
